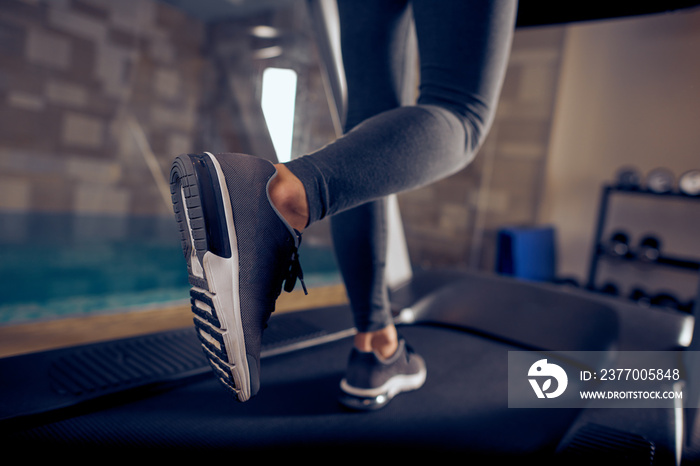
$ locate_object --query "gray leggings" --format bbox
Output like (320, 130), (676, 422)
(285, 0), (517, 332)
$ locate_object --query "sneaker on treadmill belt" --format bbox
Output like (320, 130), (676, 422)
(170, 152), (306, 402)
(339, 338), (427, 410)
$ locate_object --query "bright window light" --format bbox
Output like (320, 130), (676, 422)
(250, 25), (279, 38)
(261, 68), (297, 163)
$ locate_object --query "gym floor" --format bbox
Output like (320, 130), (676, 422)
(0, 284), (348, 359)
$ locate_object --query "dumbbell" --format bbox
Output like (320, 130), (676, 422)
(599, 282), (619, 296)
(606, 231), (630, 257)
(615, 167), (642, 190)
(629, 287), (652, 307)
(650, 292), (682, 311)
(645, 168), (675, 194)
(637, 235), (661, 261)
(679, 169), (700, 196)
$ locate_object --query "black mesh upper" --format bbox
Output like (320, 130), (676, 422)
(215, 153), (302, 371)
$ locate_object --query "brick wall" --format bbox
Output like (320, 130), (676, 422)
(0, 0), (205, 218)
(0, 0), (566, 274)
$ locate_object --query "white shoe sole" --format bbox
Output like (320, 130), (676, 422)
(340, 366), (427, 399)
(172, 152), (252, 401)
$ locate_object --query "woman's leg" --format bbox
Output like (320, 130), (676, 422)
(171, 0), (516, 403)
(286, 0), (516, 219)
(332, 0), (414, 356)
(283, 0), (516, 353)
(332, 200), (397, 358)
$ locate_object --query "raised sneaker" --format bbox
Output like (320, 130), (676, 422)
(170, 152), (306, 402)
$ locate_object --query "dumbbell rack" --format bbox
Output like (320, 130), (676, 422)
(586, 184), (700, 312)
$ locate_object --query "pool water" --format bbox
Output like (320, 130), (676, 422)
(0, 213), (340, 325)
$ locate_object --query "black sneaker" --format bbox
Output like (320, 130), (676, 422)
(339, 338), (427, 410)
(170, 152), (306, 402)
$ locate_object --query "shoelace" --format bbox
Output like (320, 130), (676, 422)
(284, 250), (308, 295)
(264, 234), (307, 331)
(401, 338), (416, 363)
(283, 231), (308, 295)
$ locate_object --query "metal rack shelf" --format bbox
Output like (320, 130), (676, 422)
(586, 184), (700, 311)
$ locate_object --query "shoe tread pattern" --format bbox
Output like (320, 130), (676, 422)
(170, 154), (244, 400)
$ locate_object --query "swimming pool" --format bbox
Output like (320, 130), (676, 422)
(0, 212), (341, 325)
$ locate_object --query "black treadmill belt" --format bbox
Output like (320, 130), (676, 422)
(3, 325), (580, 458)
(1, 270), (688, 460)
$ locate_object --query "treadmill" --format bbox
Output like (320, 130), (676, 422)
(0, 269), (695, 462)
(2, 1), (700, 462)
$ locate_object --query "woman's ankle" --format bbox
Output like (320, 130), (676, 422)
(269, 164), (309, 231)
(354, 325), (399, 360)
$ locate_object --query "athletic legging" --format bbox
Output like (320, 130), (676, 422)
(285, 0), (517, 333)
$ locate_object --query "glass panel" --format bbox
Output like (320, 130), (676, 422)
(0, 0), (340, 326)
